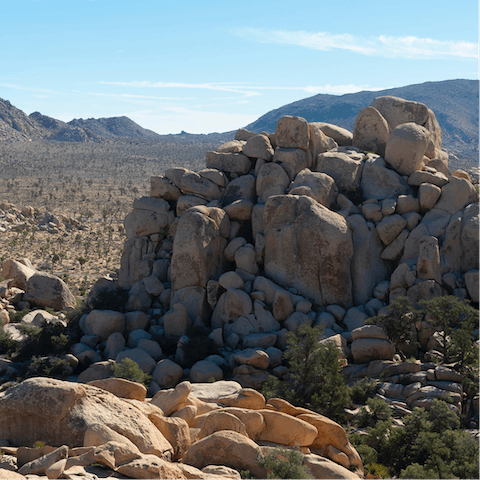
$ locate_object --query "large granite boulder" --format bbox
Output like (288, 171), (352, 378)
(264, 195), (353, 307)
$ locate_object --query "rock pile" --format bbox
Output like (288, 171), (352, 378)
(61, 94), (478, 393)
(0, 377), (363, 479)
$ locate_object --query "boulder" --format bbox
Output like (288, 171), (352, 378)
(385, 123), (429, 175)
(353, 106), (390, 157)
(347, 214), (389, 305)
(264, 195), (353, 307)
(351, 338), (395, 363)
(182, 430), (266, 478)
(1, 259), (36, 290)
(124, 197), (174, 239)
(256, 162), (290, 202)
(190, 360), (223, 383)
(23, 272), (75, 311)
(308, 123), (338, 167)
(275, 116), (309, 151)
(0, 378), (173, 458)
(258, 409), (318, 446)
(115, 349), (156, 374)
(151, 359), (184, 388)
(81, 309), (125, 341)
(205, 151), (251, 175)
(361, 155), (411, 201)
(290, 169), (338, 208)
(181, 171), (222, 201)
(87, 378), (147, 401)
(171, 206), (228, 292)
(242, 134), (274, 160)
(150, 175), (182, 201)
(315, 151), (364, 193)
(273, 148), (309, 178)
(312, 122), (353, 146)
(151, 381), (191, 416)
(303, 454), (362, 479)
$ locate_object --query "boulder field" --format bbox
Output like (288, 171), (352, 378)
(0, 378), (363, 479)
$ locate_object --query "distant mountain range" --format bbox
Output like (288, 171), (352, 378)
(246, 79), (479, 162)
(0, 79), (478, 162)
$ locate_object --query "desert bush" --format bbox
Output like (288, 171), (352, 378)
(355, 397), (392, 428)
(257, 447), (312, 479)
(348, 377), (378, 404)
(261, 324), (350, 423)
(27, 356), (72, 378)
(0, 328), (16, 356)
(366, 296), (420, 356)
(111, 358), (151, 387)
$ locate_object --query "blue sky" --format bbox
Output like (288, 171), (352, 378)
(1, 0), (478, 134)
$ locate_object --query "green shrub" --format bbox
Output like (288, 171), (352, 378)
(261, 324), (350, 423)
(355, 397), (392, 428)
(111, 358), (151, 387)
(365, 463), (390, 479)
(366, 296), (420, 356)
(27, 356), (72, 378)
(257, 447), (312, 479)
(0, 328), (17, 356)
(348, 377), (377, 404)
(8, 308), (31, 323)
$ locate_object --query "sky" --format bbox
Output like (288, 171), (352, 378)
(1, 0), (478, 135)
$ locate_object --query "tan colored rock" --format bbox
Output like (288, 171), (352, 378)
(0, 310), (9, 327)
(385, 123), (429, 175)
(23, 272), (75, 311)
(258, 409), (318, 446)
(181, 171), (222, 201)
(264, 195), (353, 307)
(125, 197), (174, 239)
(216, 388), (266, 410)
(308, 123), (338, 167)
(1, 259), (36, 290)
(0, 378), (173, 459)
(256, 162), (290, 202)
(182, 430), (267, 478)
(361, 155), (411, 201)
(353, 106), (390, 157)
(419, 183), (442, 210)
(313, 122), (353, 146)
(296, 413), (363, 473)
(275, 116), (309, 151)
(116, 453), (186, 479)
(150, 175), (182, 201)
(87, 377), (147, 401)
(290, 169), (338, 208)
(243, 134), (274, 160)
(205, 151), (251, 175)
(303, 454), (362, 479)
(435, 176), (478, 214)
(218, 139), (246, 152)
(351, 325), (389, 341)
(376, 214), (407, 245)
(202, 465), (242, 479)
(351, 338), (395, 363)
(171, 206), (228, 293)
(417, 236), (442, 284)
(0, 469), (25, 479)
(18, 445), (69, 476)
(151, 381), (191, 416)
(197, 411), (248, 440)
(273, 148), (309, 178)
(45, 458), (67, 479)
(190, 360), (224, 383)
(316, 151), (364, 193)
(233, 348), (270, 370)
(132, 401), (191, 461)
(408, 170), (448, 187)
(82, 309), (125, 341)
(176, 195), (209, 216)
(83, 423), (141, 452)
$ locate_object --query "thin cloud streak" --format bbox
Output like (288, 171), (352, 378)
(235, 28), (478, 59)
(99, 81), (379, 96)
(74, 90), (195, 101)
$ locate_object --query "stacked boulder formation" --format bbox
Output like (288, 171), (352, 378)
(97, 95), (478, 391)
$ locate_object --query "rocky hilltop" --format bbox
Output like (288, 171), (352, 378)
(0, 94), (479, 479)
(247, 79), (479, 165)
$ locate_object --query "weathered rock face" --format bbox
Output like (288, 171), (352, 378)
(23, 272), (76, 310)
(0, 378), (173, 458)
(263, 195), (353, 307)
(171, 206), (229, 293)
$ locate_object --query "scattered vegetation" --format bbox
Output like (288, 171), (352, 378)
(257, 447), (313, 479)
(262, 324), (350, 423)
(111, 358), (151, 387)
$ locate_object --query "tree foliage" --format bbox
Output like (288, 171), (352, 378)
(261, 324), (350, 423)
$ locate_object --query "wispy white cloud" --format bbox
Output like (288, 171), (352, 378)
(73, 90), (195, 101)
(99, 80), (378, 97)
(234, 28), (478, 59)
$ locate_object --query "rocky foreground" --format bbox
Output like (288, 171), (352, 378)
(0, 94), (479, 478)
